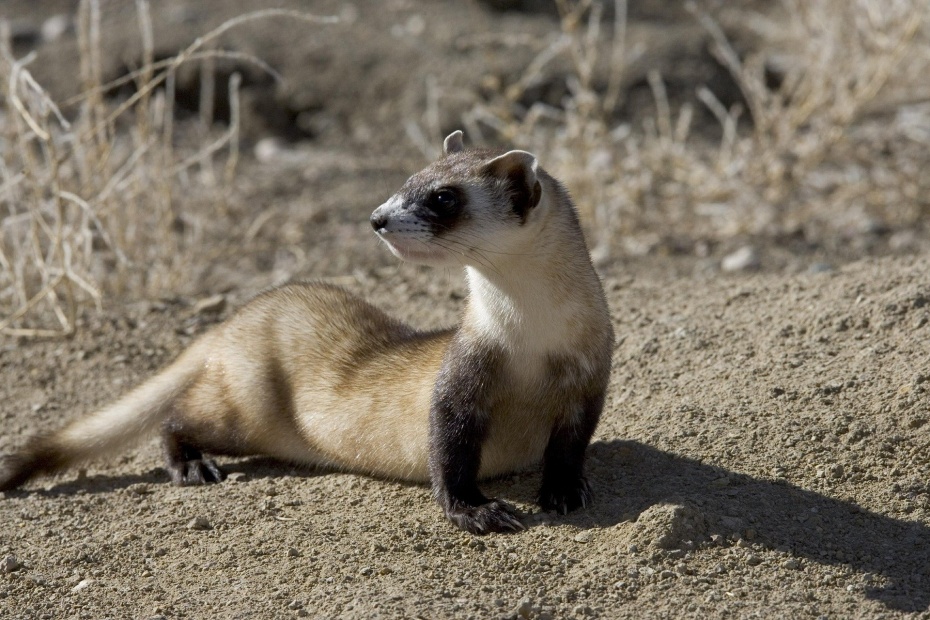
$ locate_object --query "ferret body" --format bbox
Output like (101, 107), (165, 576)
(0, 131), (614, 534)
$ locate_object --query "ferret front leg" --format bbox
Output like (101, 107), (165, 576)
(428, 404), (524, 534)
(429, 343), (524, 535)
(538, 393), (604, 514)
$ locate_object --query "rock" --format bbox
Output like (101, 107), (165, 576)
(287, 547), (300, 558)
(227, 472), (247, 482)
(41, 14), (71, 42)
(808, 262), (834, 274)
(721, 246), (760, 272)
(573, 531), (593, 544)
(781, 558), (801, 570)
(0, 556), (21, 573)
(745, 554), (763, 566)
(513, 598), (535, 619)
(128, 483), (153, 495)
(254, 137), (287, 163)
(889, 230), (917, 252)
(71, 578), (92, 593)
(187, 516), (212, 531)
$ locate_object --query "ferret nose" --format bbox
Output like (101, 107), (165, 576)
(370, 210), (388, 232)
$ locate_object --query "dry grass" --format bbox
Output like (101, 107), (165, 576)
(461, 0), (930, 259)
(0, 2), (335, 337)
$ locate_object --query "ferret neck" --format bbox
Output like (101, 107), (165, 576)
(462, 233), (598, 352)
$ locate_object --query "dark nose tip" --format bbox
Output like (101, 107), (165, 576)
(370, 211), (388, 232)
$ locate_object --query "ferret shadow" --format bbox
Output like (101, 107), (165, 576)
(9, 458), (326, 498)
(10, 441), (928, 611)
(500, 439), (929, 613)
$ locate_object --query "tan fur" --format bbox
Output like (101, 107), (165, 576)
(1, 134), (612, 504)
(171, 284), (450, 482)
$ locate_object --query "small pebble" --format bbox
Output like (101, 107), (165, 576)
(573, 531), (592, 544)
(187, 516), (212, 531)
(287, 600), (303, 610)
(287, 548), (300, 558)
(227, 472), (247, 483)
(513, 598), (535, 619)
(71, 578), (92, 593)
(808, 262), (833, 274)
(0, 556), (21, 573)
(254, 137), (287, 162)
(41, 14), (70, 42)
(746, 554), (763, 566)
(721, 246), (760, 272)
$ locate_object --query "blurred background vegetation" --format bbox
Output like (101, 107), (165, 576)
(1, 0), (928, 335)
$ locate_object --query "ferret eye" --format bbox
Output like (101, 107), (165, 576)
(431, 189), (457, 210)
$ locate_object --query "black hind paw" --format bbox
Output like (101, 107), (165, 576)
(168, 458), (226, 486)
(538, 476), (593, 515)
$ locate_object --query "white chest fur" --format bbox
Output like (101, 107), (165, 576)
(466, 265), (588, 355)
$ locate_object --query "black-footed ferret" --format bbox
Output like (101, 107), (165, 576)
(0, 131), (614, 534)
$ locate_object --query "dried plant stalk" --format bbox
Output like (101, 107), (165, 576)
(0, 5), (337, 337)
(458, 0), (929, 259)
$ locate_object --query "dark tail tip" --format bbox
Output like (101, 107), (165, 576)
(0, 453), (38, 492)
(0, 436), (66, 492)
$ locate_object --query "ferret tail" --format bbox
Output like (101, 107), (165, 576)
(0, 337), (211, 491)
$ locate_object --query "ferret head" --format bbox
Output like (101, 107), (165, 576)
(371, 131), (546, 267)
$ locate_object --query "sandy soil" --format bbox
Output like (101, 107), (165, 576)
(2, 1), (930, 619)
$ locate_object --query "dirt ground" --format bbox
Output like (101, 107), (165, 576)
(2, 1), (930, 619)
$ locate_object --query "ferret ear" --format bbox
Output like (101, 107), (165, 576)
(482, 150), (542, 221)
(443, 130), (465, 155)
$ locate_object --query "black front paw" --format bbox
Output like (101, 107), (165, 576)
(538, 476), (593, 515)
(444, 499), (526, 535)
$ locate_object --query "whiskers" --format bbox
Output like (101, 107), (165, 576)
(429, 235), (504, 279)
(433, 221), (536, 258)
